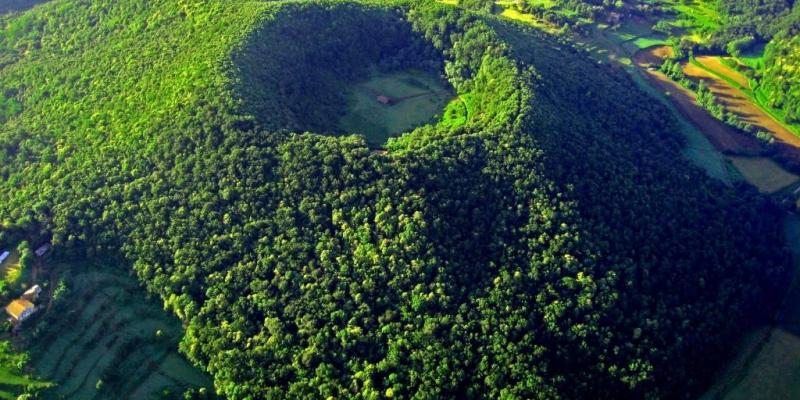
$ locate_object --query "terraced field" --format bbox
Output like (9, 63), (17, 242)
(23, 265), (212, 399)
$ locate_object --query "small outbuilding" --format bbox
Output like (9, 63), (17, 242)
(34, 243), (51, 257)
(6, 299), (36, 323)
(0, 251), (9, 265)
(376, 95), (394, 106)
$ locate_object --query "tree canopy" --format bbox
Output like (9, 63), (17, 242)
(0, 0), (791, 399)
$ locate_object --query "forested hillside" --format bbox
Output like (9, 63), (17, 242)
(711, 0), (800, 123)
(0, 0), (791, 399)
(761, 14), (800, 124)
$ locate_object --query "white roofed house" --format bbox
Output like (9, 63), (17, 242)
(22, 285), (41, 302)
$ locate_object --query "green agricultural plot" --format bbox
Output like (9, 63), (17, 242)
(23, 263), (212, 400)
(338, 70), (452, 147)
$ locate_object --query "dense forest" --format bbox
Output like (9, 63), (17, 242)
(0, 0), (792, 399)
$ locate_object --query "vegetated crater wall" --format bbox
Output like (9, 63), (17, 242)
(231, 3), (445, 136)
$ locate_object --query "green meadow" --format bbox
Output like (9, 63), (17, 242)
(338, 69), (452, 147)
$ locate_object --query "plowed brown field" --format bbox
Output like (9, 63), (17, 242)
(695, 56), (751, 89)
(633, 47), (764, 155)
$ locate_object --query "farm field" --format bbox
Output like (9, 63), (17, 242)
(683, 59), (800, 150)
(701, 202), (800, 399)
(338, 70), (452, 147)
(722, 329), (800, 400)
(22, 263), (213, 399)
(728, 157), (799, 194)
(633, 48), (763, 155)
(695, 56), (751, 89)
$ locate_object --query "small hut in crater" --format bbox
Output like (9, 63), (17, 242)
(376, 95), (394, 106)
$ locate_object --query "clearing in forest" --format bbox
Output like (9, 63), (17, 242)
(338, 70), (452, 147)
(23, 264), (212, 399)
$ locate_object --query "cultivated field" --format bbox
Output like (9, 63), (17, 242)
(338, 70), (452, 147)
(721, 329), (800, 400)
(702, 211), (800, 399)
(23, 264), (212, 399)
(633, 48), (763, 155)
(683, 60), (800, 150)
(728, 157), (800, 194)
(695, 56), (751, 89)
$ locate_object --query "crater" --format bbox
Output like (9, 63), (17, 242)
(232, 3), (453, 147)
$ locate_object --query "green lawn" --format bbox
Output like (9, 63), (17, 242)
(23, 263), (213, 399)
(338, 69), (452, 147)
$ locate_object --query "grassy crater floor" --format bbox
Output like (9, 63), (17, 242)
(22, 263), (212, 399)
(338, 69), (452, 147)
